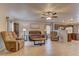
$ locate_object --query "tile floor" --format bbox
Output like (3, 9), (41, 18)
(0, 39), (79, 56)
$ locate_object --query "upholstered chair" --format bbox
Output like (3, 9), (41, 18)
(29, 31), (46, 41)
(50, 31), (59, 41)
(1, 31), (24, 52)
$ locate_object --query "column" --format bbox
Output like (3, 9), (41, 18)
(6, 17), (14, 32)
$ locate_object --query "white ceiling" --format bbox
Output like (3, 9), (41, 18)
(0, 3), (79, 24)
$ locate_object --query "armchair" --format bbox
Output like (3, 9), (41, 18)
(50, 31), (59, 41)
(1, 31), (24, 52)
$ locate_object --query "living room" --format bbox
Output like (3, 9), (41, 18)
(0, 3), (79, 56)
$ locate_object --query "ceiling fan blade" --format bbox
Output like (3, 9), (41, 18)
(41, 17), (45, 19)
(53, 12), (57, 15)
(52, 16), (58, 18)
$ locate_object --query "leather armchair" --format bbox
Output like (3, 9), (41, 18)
(50, 31), (59, 41)
(1, 31), (24, 52)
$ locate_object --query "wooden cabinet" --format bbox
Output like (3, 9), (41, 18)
(68, 33), (76, 42)
(14, 23), (19, 37)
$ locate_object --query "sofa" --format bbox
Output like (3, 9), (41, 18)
(29, 31), (46, 45)
(1, 31), (24, 52)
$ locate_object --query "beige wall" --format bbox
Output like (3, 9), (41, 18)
(0, 5), (9, 32)
(17, 21), (46, 37)
(0, 10), (7, 32)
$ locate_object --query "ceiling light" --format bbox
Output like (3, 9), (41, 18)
(46, 17), (52, 20)
(41, 11), (58, 19)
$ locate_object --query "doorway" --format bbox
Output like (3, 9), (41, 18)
(46, 25), (51, 39)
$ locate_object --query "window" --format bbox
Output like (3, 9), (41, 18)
(65, 27), (73, 33)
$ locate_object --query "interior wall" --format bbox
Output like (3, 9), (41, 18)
(0, 18), (7, 32)
(0, 5), (8, 32)
(18, 21), (46, 37)
(0, 13), (7, 32)
(73, 25), (79, 40)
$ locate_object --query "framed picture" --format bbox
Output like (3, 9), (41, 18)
(30, 23), (40, 29)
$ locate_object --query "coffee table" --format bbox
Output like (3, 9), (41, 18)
(32, 38), (46, 45)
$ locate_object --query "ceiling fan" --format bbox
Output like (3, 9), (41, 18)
(41, 11), (58, 20)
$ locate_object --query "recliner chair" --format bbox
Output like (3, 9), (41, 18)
(50, 31), (59, 41)
(1, 31), (24, 52)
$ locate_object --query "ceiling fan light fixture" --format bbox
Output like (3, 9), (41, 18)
(41, 11), (58, 20)
(46, 17), (52, 20)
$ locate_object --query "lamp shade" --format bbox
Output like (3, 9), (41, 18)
(23, 28), (26, 31)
